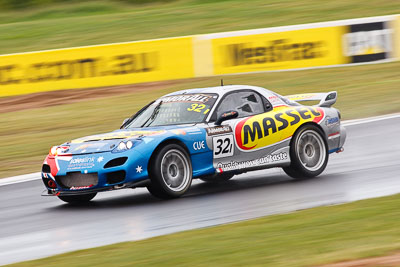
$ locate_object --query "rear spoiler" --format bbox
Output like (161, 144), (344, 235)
(285, 91), (337, 107)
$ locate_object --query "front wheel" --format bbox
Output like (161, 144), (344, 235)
(283, 124), (328, 179)
(147, 144), (192, 199)
(58, 193), (97, 204)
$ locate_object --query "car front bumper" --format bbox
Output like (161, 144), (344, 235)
(41, 149), (150, 196)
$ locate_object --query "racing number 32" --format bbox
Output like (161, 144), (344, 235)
(213, 135), (234, 159)
(187, 104), (210, 114)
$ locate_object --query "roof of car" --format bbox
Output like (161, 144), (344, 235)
(162, 85), (275, 98)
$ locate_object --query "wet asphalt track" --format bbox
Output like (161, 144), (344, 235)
(1, 117), (399, 265)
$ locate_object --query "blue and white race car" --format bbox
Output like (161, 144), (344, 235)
(42, 85), (346, 203)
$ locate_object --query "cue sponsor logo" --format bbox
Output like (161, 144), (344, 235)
(235, 107), (324, 151)
(216, 152), (288, 171)
(343, 21), (393, 63)
(193, 141), (206, 151)
(206, 125), (232, 136)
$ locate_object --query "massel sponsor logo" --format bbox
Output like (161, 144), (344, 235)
(235, 107), (324, 150)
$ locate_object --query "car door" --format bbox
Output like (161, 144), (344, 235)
(207, 90), (272, 172)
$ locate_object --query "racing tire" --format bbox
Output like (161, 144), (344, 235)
(58, 193), (97, 204)
(147, 144), (192, 199)
(200, 173), (234, 183)
(283, 124), (328, 180)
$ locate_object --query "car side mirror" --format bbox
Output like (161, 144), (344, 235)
(120, 118), (130, 129)
(215, 110), (239, 126)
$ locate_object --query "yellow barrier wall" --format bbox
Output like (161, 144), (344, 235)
(210, 26), (347, 75)
(395, 15), (400, 60)
(1, 15), (398, 98)
(0, 37), (194, 97)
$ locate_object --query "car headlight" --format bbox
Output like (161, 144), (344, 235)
(50, 146), (58, 156)
(49, 145), (70, 156)
(113, 140), (136, 153)
(118, 142), (127, 150)
(126, 140), (133, 149)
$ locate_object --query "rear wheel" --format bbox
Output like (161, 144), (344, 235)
(147, 144), (192, 199)
(58, 193), (97, 204)
(283, 124), (328, 179)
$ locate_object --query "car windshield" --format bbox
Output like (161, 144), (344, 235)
(126, 93), (218, 128)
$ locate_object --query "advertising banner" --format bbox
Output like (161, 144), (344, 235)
(0, 15), (398, 98)
(394, 15), (400, 60)
(0, 37), (194, 97)
(342, 19), (394, 63)
(208, 26), (347, 75)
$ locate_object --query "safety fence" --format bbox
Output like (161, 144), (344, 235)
(0, 14), (399, 97)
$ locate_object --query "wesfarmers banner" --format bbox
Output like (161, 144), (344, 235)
(0, 14), (399, 97)
(194, 14), (398, 76)
(209, 26), (346, 75)
(0, 37), (194, 97)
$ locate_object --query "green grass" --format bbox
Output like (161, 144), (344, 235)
(1, 60), (399, 178)
(0, 0), (173, 12)
(0, 0), (399, 54)
(8, 194), (400, 266)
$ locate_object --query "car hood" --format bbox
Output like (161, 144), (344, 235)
(65, 125), (196, 155)
(71, 129), (169, 143)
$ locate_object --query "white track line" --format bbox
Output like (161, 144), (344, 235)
(342, 113), (400, 126)
(0, 112), (399, 187)
(0, 172), (41, 186)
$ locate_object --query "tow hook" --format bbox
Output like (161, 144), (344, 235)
(336, 147), (344, 153)
(113, 184), (126, 189)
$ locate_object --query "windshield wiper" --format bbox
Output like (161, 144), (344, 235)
(121, 100), (155, 129)
(141, 101), (163, 127)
